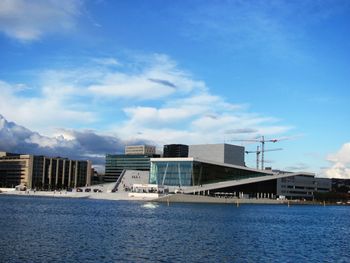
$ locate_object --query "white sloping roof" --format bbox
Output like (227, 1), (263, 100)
(183, 172), (315, 194)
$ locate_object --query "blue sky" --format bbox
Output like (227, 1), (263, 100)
(0, 0), (349, 177)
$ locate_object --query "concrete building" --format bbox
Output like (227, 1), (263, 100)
(125, 145), (156, 155)
(0, 152), (34, 188)
(0, 152), (92, 189)
(188, 143), (245, 166)
(163, 144), (189, 157)
(277, 173), (332, 199)
(148, 157), (331, 200)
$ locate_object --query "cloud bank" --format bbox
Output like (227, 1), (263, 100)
(0, 54), (292, 145)
(0, 114), (146, 166)
(323, 143), (350, 179)
(0, 53), (296, 171)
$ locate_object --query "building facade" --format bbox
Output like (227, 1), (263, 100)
(125, 145), (156, 155)
(150, 157), (270, 188)
(149, 157), (331, 199)
(104, 154), (157, 183)
(277, 174), (331, 199)
(0, 152), (92, 189)
(188, 143), (245, 166)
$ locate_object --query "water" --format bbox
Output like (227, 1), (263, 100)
(0, 195), (349, 263)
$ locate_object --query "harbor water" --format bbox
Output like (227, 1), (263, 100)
(0, 195), (349, 262)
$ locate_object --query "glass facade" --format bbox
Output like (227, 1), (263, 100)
(150, 159), (268, 187)
(150, 161), (193, 186)
(105, 154), (154, 182)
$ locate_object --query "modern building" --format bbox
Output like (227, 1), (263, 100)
(104, 154), (159, 183)
(188, 143), (245, 166)
(149, 157), (331, 200)
(276, 173), (332, 199)
(163, 144), (189, 157)
(0, 152), (92, 189)
(105, 145), (160, 183)
(125, 145), (156, 155)
(150, 157), (270, 189)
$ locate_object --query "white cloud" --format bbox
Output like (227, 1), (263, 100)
(0, 53), (292, 154)
(328, 143), (350, 164)
(88, 54), (206, 100)
(0, 114), (143, 165)
(25, 133), (66, 148)
(116, 88), (292, 146)
(91, 57), (121, 66)
(0, 80), (95, 135)
(0, 0), (82, 41)
(116, 127), (199, 146)
(124, 106), (199, 126)
(324, 143), (350, 179)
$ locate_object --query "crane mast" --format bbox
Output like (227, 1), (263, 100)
(233, 136), (281, 170)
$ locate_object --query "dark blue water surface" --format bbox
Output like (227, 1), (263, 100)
(0, 195), (349, 263)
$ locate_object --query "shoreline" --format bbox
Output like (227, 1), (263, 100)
(0, 190), (155, 202)
(1, 191), (348, 206)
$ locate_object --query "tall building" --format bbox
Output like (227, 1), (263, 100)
(188, 143), (245, 166)
(0, 152), (91, 189)
(105, 145), (159, 183)
(163, 144), (189, 157)
(105, 154), (159, 183)
(125, 145), (156, 155)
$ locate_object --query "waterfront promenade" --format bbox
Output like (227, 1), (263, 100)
(1, 189), (343, 206)
(1, 189), (155, 201)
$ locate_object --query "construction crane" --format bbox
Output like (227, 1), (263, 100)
(230, 136), (282, 170)
(245, 146), (282, 169)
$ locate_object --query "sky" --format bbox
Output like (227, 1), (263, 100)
(0, 0), (349, 178)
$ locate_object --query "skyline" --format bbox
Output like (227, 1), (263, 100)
(0, 0), (349, 178)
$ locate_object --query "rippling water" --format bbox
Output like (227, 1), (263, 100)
(0, 195), (349, 263)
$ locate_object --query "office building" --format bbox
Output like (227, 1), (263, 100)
(276, 173), (332, 199)
(125, 145), (156, 155)
(105, 145), (160, 183)
(104, 154), (159, 183)
(0, 152), (91, 189)
(163, 144), (189, 157)
(188, 143), (245, 166)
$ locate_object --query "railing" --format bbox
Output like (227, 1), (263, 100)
(111, 169), (126, 192)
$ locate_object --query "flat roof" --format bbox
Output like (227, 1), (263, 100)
(189, 143), (244, 147)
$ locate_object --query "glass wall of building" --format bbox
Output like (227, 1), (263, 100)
(193, 161), (265, 185)
(105, 154), (155, 182)
(150, 159), (268, 187)
(31, 156), (44, 189)
(150, 161), (193, 186)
